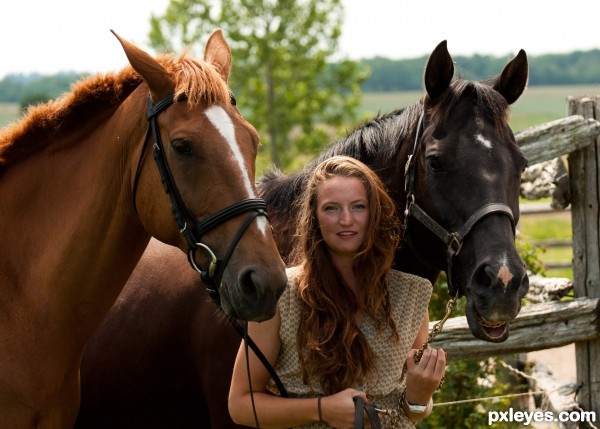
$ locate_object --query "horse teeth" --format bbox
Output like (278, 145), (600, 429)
(477, 314), (506, 329)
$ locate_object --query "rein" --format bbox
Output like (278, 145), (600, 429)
(133, 93), (268, 304)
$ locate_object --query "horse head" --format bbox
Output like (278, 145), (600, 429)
(405, 41), (529, 342)
(112, 30), (286, 321)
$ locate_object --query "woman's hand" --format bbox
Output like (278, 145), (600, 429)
(405, 347), (446, 405)
(320, 388), (367, 429)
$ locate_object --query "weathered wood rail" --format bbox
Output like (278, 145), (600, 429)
(430, 297), (599, 360)
(516, 114), (600, 165)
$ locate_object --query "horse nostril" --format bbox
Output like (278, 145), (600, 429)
(239, 268), (260, 300)
(517, 270), (530, 297)
(472, 263), (497, 289)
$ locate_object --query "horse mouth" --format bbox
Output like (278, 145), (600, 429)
(466, 300), (509, 343)
(477, 312), (508, 340)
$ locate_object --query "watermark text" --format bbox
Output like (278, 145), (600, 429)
(488, 408), (596, 426)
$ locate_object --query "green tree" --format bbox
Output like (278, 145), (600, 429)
(148, 0), (367, 171)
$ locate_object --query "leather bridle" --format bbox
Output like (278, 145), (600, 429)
(132, 93), (268, 305)
(403, 112), (516, 296)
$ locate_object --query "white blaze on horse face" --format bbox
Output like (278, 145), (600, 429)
(204, 106), (268, 236)
(476, 133), (493, 150)
(497, 254), (514, 289)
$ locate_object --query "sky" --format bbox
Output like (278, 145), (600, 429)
(0, 0), (598, 79)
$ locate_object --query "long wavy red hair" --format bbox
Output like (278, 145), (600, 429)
(289, 156), (400, 394)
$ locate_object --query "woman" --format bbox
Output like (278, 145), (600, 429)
(229, 156), (445, 428)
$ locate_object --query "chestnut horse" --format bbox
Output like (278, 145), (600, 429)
(0, 30), (286, 428)
(76, 41), (530, 428)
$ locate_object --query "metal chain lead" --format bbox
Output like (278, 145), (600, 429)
(374, 294), (459, 428)
(414, 294), (458, 389)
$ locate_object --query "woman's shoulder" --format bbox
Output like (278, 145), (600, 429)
(389, 269), (433, 292)
(277, 265), (303, 308)
(388, 270), (433, 317)
(285, 265), (302, 280)
(284, 265), (303, 290)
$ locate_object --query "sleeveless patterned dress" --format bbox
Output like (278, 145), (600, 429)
(266, 266), (433, 428)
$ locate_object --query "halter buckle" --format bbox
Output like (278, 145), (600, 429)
(448, 233), (463, 255)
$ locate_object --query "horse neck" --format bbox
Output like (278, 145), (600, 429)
(0, 90), (150, 334)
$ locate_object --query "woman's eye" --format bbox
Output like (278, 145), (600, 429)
(172, 139), (192, 155)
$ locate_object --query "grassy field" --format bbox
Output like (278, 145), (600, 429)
(518, 211), (573, 279)
(0, 102), (20, 127)
(361, 84), (600, 132)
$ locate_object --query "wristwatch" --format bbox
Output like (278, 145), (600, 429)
(401, 390), (428, 414)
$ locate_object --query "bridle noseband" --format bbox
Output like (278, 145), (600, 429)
(132, 93), (268, 304)
(403, 112), (516, 296)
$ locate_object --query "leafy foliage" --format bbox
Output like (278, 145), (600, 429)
(148, 0), (367, 170)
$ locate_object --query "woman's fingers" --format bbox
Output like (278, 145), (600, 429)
(407, 347), (447, 383)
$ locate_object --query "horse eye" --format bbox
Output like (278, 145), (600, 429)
(171, 139), (192, 155)
(427, 155), (444, 172)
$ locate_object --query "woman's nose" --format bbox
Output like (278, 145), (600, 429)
(340, 208), (353, 225)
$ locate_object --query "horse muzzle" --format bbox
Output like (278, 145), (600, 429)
(465, 259), (529, 342)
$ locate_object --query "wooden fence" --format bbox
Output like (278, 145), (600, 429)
(429, 97), (600, 421)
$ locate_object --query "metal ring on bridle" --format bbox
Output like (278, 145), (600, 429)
(188, 243), (218, 278)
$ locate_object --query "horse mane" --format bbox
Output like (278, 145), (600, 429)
(0, 52), (231, 172)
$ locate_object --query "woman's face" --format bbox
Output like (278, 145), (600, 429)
(316, 175), (370, 259)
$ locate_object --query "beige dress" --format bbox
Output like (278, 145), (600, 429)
(267, 266), (433, 428)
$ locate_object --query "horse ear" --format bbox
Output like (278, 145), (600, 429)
(204, 29), (232, 83)
(111, 30), (174, 100)
(424, 40), (454, 101)
(493, 49), (528, 105)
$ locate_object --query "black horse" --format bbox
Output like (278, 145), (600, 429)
(75, 40), (529, 428)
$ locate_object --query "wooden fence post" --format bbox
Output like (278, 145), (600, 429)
(567, 96), (600, 418)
